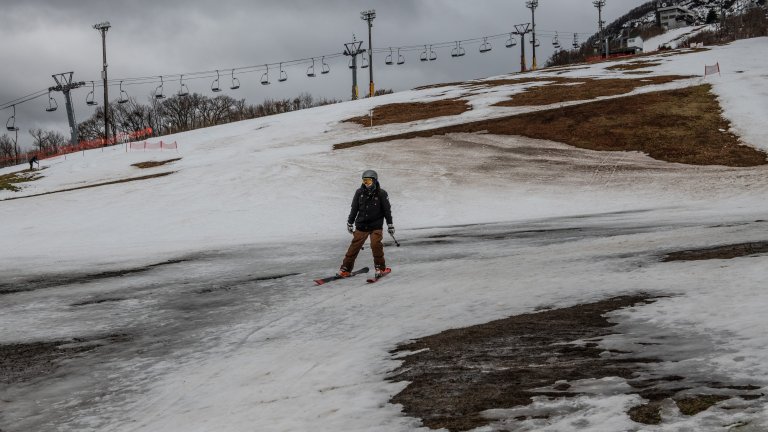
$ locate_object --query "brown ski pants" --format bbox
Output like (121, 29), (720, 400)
(342, 229), (385, 271)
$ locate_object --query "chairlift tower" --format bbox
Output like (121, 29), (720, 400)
(361, 9), (376, 97)
(343, 36), (366, 100)
(526, 0), (539, 70)
(93, 21), (112, 143)
(49, 72), (86, 146)
(513, 24), (532, 72)
(593, 0), (606, 57)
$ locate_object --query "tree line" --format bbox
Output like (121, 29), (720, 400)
(1, 90), (346, 168)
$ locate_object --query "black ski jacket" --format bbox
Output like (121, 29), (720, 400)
(347, 182), (393, 232)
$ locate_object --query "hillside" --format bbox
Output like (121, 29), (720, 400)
(2, 36), (768, 431)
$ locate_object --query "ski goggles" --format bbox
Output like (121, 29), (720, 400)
(362, 178), (374, 185)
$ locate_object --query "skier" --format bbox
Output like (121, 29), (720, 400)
(338, 170), (395, 279)
(28, 155), (39, 170)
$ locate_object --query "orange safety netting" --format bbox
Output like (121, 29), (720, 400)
(127, 141), (178, 151)
(1, 127), (154, 168)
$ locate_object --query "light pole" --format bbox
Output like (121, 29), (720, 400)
(526, 0), (538, 70)
(593, 0), (606, 57)
(93, 21), (111, 143)
(360, 9), (376, 97)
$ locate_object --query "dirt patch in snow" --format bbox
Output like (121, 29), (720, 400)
(492, 75), (688, 107)
(388, 295), (762, 431)
(605, 61), (662, 71)
(131, 158), (181, 169)
(343, 100), (471, 127)
(335, 85), (766, 167)
(663, 240), (768, 261)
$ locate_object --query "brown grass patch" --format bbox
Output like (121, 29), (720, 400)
(413, 81), (469, 91)
(334, 85), (766, 167)
(663, 241), (768, 261)
(1, 171), (175, 201)
(493, 75), (690, 107)
(605, 61), (662, 71)
(675, 395), (730, 416)
(343, 100), (471, 127)
(131, 158), (181, 169)
(0, 169), (43, 192)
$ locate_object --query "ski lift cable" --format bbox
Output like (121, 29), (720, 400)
(3, 25), (598, 110)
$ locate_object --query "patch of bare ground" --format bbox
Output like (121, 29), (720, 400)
(414, 81), (470, 91)
(131, 158), (181, 169)
(493, 75), (689, 107)
(0, 171), (175, 201)
(605, 61), (662, 71)
(663, 241), (768, 261)
(388, 296), (762, 431)
(343, 100), (471, 127)
(388, 296), (655, 431)
(0, 169), (43, 192)
(335, 85), (766, 167)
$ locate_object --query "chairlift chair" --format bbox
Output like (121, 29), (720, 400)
(531, 38), (541, 47)
(278, 63), (287, 82)
(261, 65), (270, 85)
(118, 81), (129, 104)
(451, 42), (460, 58)
(86, 81), (98, 106)
(429, 45), (437, 61)
(321, 56), (330, 74)
(178, 75), (190, 97)
(307, 59), (316, 77)
(348, 58), (356, 69)
(553, 32), (561, 49)
(385, 48), (393, 65)
(45, 91), (58, 112)
(479, 37), (492, 53)
(230, 70), (240, 90)
(6, 105), (19, 131)
(211, 70), (222, 92)
(505, 33), (517, 48)
(154, 76), (166, 99)
(420, 45), (428, 62)
(573, 33), (580, 49)
(361, 55), (368, 69)
(397, 48), (405, 65)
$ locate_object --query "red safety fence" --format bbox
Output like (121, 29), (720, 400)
(0, 127), (155, 168)
(705, 62), (720, 77)
(127, 141), (178, 151)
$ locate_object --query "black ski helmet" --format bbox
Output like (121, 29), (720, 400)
(362, 169), (378, 180)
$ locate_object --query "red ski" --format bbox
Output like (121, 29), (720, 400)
(314, 267), (369, 286)
(366, 268), (391, 283)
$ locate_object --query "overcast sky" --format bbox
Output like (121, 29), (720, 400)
(0, 0), (647, 148)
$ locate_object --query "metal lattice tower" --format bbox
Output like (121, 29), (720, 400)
(49, 72), (85, 145)
(343, 36), (366, 100)
(513, 23), (532, 72)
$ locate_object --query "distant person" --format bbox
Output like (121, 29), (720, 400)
(338, 170), (395, 278)
(28, 155), (39, 170)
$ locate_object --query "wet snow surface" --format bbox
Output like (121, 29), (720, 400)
(2, 37), (768, 431)
(3, 212), (768, 431)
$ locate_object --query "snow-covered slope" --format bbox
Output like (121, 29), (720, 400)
(2, 38), (768, 432)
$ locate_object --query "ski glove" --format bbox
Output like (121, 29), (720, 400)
(387, 224), (395, 236)
(347, 223), (354, 234)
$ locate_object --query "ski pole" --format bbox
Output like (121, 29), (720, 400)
(389, 233), (401, 247)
